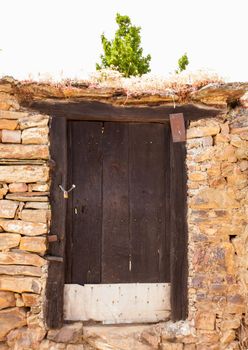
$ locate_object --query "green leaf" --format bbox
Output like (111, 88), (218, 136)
(96, 13), (151, 77)
(176, 53), (189, 74)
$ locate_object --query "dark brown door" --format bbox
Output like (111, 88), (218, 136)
(66, 121), (170, 284)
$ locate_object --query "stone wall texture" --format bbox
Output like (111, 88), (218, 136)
(0, 94), (50, 349)
(186, 107), (248, 350)
(0, 90), (247, 349)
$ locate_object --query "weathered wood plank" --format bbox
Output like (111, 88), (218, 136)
(45, 260), (64, 328)
(164, 124), (171, 283)
(129, 124), (167, 283)
(65, 122), (73, 284)
(102, 123), (130, 283)
(45, 116), (67, 329)
(170, 139), (188, 321)
(68, 121), (102, 284)
(29, 100), (222, 123)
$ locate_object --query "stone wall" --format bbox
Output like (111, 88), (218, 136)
(0, 97), (50, 349)
(0, 88), (247, 349)
(186, 107), (248, 350)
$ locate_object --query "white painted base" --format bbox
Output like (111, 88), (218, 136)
(64, 283), (171, 324)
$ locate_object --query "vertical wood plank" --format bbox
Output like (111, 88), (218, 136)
(164, 124), (171, 282)
(102, 123), (130, 283)
(129, 123), (167, 283)
(170, 139), (188, 321)
(45, 116), (67, 329)
(69, 121), (102, 284)
(65, 122), (73, 283)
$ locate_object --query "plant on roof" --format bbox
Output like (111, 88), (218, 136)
(176, 53), (189, 74)
(96, 13), (151, 77)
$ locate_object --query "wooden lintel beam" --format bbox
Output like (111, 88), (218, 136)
(27, 99), (223, 123)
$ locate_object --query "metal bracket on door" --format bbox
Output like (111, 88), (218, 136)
(169, 113), (186, 142)
(59, 184), (76, 199)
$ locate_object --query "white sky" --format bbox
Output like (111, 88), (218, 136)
(0, 0), (247, 82)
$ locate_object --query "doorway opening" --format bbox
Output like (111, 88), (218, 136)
(64, 121), (171, 323)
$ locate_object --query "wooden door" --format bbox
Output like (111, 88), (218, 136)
(66, 121), (170, 284)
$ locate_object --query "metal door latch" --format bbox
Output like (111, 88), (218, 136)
(59, 184), (76, 199)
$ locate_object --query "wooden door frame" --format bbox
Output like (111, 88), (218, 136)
(44, 101), (220, 328)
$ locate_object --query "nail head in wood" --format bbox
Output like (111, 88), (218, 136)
(169, 113), (186, 142)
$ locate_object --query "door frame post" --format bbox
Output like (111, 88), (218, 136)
(45, 116), (68, 328)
